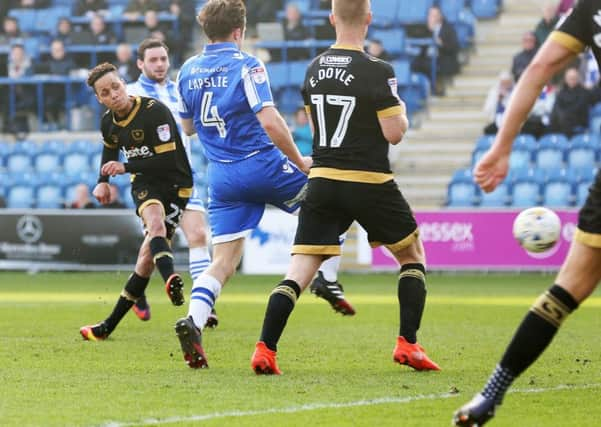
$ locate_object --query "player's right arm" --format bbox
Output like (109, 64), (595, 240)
(256, 106), (311, 173)
(476, 41), (579, 192)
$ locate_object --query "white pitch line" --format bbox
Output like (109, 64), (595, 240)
(101, 383), (601, 427)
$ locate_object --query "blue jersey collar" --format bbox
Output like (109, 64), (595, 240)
(203, 42), (239, 53)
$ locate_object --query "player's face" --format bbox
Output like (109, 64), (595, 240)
(94, 72), (130, 113)
(139, 46), (170, 83)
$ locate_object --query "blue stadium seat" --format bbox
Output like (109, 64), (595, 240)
(42, 140), (69, 156)
(543, 180), (573, 207)
(479, 181), (510, 207)
(371, 0), (400, 27)
(7, 185), (35, 208)
(391, 59), (411, 85)
(509, 149), (533, 170)
(440, 0), (467, 23)
(569, 133), (601, 149)
(410, 72), (430, 100)
(475, 134), (494, 150)
(34, 152), (62, 174)
(447, 181), (477, 206)
(567, 140), (597, 169)
(470, 0), (500, 18)
(288, 60), (310, 87)
(510, 168), (543, 207)
(36, 184), (64, 209)
(63, 152), (90, 176)
(576, 181), (592, 206)
(34, 7), (71, 35)
(536, 136), (566, 170)
(8, 9), (37, 33)
(397, 0), (434, 24)
(369, 28), (406, 57)
(513, 134), (537, 151)
(267, 62), (289, 92)
(277, 86), (303, 114)
(70, 139), (99, 155)
(6, 152), (34, 173)
(471, 147), (487, 166)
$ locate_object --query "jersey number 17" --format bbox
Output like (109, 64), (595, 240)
(310, 94), (356, 148)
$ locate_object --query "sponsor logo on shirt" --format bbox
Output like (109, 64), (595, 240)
(319, 55), (352, 67)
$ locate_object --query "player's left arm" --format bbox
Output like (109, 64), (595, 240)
(180, 118), (196, 136)
(371, 63), (409, 145)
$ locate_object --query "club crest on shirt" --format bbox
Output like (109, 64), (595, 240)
(251, 67), (267, 84)
(131, 129), (144, 142)
(157, 124), (171, 142)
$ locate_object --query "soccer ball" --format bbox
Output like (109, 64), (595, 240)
(512, 207), (561, 253)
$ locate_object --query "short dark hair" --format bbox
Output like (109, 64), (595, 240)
(137, 38), (169, 60)
(87, 62), (117, 89)
(197, 0), (246, 41)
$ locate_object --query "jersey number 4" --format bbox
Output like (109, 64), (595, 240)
(201, 91), (227, 138)
(310, 94), (356, 148)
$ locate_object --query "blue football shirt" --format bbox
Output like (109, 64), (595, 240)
(177, 42), (276, 162)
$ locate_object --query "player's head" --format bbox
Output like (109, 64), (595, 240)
(197, 0), (246, 45)
(87, 62), (130, 112)
(330, 0), (371, 32)
(137, 38), (170, 83)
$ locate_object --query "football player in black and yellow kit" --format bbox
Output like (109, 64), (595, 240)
(455, 2), (601, 425)
(251, 0), (440, 375)
(80, 62), (194, 342)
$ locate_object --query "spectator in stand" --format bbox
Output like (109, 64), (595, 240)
(143, 10), (181, 65)
(3, 42), (35, 133)
(74, 0), (108, 17)
(412, 6), (459, 96)
(521, 84), (556, 138)
(103, 184), (127, 209)
(166, 0), (196, 50)
(511, 31), (537, 82)
(291, 107), (312, 156)
(367, 38), (391, 62)
(282, 3), (310, 60)
(11, 0), (50, 8)
(483, 71), (514, 135)
(245, 0), (280, 36)
(534, 2), (559, 47)
(115, 43), (139, 83)
(556, 0), (575, 15)
(123, 0), (161, 20)
(54, 17), (74, 45)
(65, 183), (96, 209)
(550, 67), (601, 137)
(0, 16), (22, 45)
(89, 13), (117, 44)
(34, 39), (76, 126)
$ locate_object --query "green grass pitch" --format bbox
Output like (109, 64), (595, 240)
(1, 271), (600, 426)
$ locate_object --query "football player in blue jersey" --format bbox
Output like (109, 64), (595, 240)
(172, 0), (354, 369)
(126, 38), (217, 328)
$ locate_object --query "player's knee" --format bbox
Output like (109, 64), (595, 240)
(184, 227), (208, 247)
(146, 218), (167, 237)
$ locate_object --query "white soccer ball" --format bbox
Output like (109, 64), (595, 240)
(513, 207), (561, 253)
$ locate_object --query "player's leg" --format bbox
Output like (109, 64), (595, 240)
(309, 232), (356, 315)
(253, 177), (345, 374)
(175, 238), (245, 369)
(80, 237), (154, 340)
(180, 207), (217, 328)
(454, 240), (601, 426)
(387, 236), (439, 371)
(252, 253), (324, 375)
(267, 151), (354, 315)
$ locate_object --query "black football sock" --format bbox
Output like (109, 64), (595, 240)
(259, 280), (301, 351)
(104, 273), (150, 333)
(482, 285), (578, 404)
(398, 263), (427, 344)
(149, 236), (174, 282)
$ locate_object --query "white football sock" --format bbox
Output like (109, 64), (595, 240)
(189, 246), (211, 281)
(188, 273), (221, 330)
